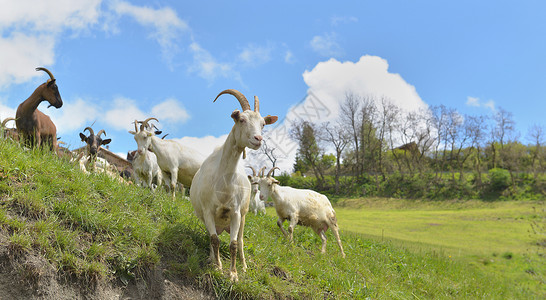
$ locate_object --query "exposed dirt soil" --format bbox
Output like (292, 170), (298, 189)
(0, 234), (214, 300)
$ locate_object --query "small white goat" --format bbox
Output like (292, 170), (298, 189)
(73, 152), (120, 181)
(247, 166), (266, 215)
(133, 118), (205, 199)
(129, 119), (163, 190)
(258, 167), (346, 257)
(190, 89), (278, 281)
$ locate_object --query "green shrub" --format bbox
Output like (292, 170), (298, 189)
(488, 168), (511, 192)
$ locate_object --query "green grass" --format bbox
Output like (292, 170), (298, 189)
(333, 197), (546, 296)
(0, 138), (544, 299)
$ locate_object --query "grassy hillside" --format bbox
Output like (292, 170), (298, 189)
(0, 138), (542, 299)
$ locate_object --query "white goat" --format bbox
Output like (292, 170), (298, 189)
(73, 152), (120, 181)
(190, 89), (278, 281)
(129, 119), (163, 190)
(133, 118), (205, 199)
(247, 166), (266, 215)
(258, 167), (346, 258)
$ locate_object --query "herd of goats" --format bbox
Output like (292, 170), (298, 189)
(1, 67), (345, 281)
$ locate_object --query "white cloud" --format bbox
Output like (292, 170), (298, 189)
(104, 97), (147, 131)
(49, 98), (99, 134)
(110, 0), (188, 64)
(238, 43), (273, 67)
(302, 55), (427, 115)
(0, 34), (56, 88)
(264, 55), (428, 172)
(0, 0), (247, 88)
(0, 0), (101, 33)
(0, 0), (100, 88)
(0, 0), (189, 88)
(310, 32), (343, 57)
(284, 50), (295, 64)
(484, 100), (495, 111)
(173, 134), (228, 158)
(0, 97), (17, 126)
(330, 15), (358, 26)
(103, 96), (191, 131)
(151, 98), (190, 124)
(466, 96), (495, 112)
(188, 42), (239, 82)
(466, 96), (480, 107)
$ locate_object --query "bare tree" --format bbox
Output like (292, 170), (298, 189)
(251, 138), (285, 176)
(379, 98), (401, 176)
(490, 107), (516, 169)
(339, 93), (363, 177)
(414, 108), (436, 175)
(398, 108), (435, 176)
(493, 107), (516, 148)
(359, 96), (380, 176)
(320, 121), (350, 193)
(430, 105), (452, 179)
(466, 115), (489, 187)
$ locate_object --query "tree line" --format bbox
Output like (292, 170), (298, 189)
(286, 93), (545, 200)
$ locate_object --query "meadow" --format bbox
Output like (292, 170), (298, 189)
(332, 198), (545, 295)
(0, 138), (544, 299)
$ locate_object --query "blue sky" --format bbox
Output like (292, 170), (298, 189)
(1, 0), (545, 170)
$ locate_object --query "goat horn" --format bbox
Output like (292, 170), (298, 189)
(133, 120), (139, 132)
(247, 166), (257, 176)
(267, 167), (280, 177)
(213, 89), (251, 112)
(97, 129), (106, 137)
(2, 117), (15, 127)
(259, 166), (267, 177)
(141, 117), (159, 130)
(35, 67), (55, 81)
(254, 96), (259, 112)
(84, 127), (94, 136)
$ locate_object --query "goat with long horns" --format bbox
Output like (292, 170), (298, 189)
(190, 89), (278, 281)
(16, 67), (63, 150)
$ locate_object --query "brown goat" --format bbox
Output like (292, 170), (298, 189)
(15, 67), (63, 150)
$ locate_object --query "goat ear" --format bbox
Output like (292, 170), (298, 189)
(128, 130), (136, 135)
(264, 115), (278, 125)
(273, 178), (280, 184)
(79, 133), (87, 142)
(248, 175), (252, 180)
(101, 139), (112, 146)
(46, 79), (56, 87)
(231, 110), (241, 122)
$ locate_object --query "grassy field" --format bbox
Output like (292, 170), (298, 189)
(0, 138), (544, 299)
(331, 197), (546, 295)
